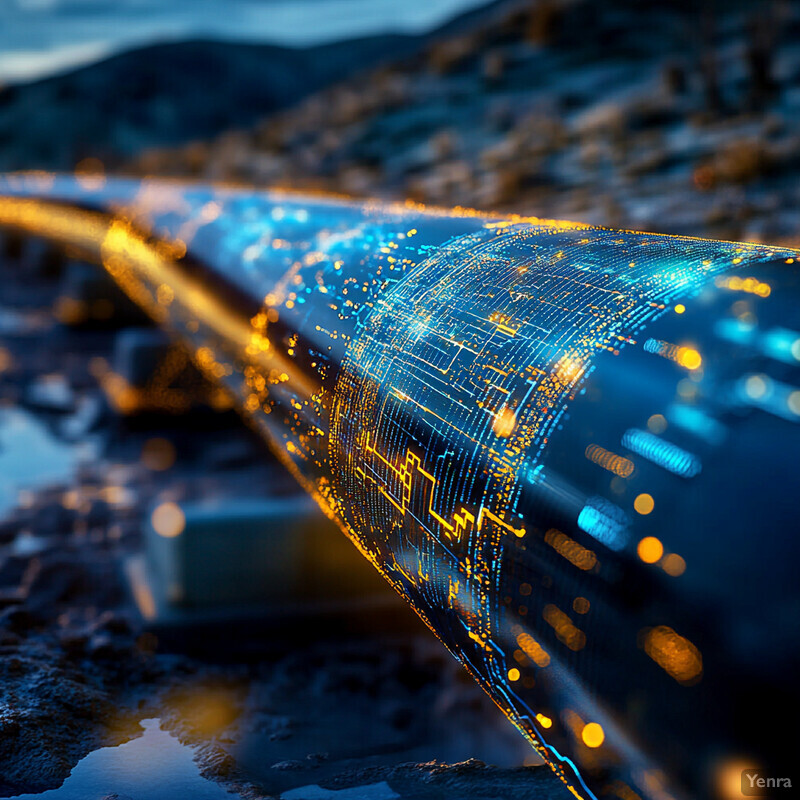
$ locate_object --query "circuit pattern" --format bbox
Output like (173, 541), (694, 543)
(2, 174), (800, 800)
(326, 222), (797, 799)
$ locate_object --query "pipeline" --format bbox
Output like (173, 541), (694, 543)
(1, 173), (798, 800)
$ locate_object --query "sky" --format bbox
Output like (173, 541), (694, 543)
(0, 0), (489, 84)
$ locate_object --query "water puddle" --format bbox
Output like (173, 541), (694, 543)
(9, 718), (238, 800)
(282, 782), (399, 800)
(0, 407), (83, 517)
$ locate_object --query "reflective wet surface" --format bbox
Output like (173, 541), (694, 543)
(9, 719), (235, 800)
(0, 408), (85, 518)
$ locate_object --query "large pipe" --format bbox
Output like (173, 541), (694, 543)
(1, 173), (798, 800)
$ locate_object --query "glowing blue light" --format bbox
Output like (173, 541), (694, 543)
(622, 428), (701, 478)
(761, 327), (800, 365)
(577, 497), (628, 551)
(714, 318), (756, 346)
(667, 404), (726, 446)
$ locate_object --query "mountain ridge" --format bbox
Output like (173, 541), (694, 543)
(0, 0), (512, 172)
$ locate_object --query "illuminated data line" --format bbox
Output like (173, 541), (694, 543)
(359, 431), (525, 541)
(622, 428), (702, 478)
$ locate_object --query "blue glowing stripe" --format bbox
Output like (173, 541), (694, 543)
(667, 404), (726, 446)
(577, 497), (628, 551)
(622, 428), (701, 478)
(761, 327), (800, 365)
(713, 318), (756, 346)
(643, 338), (664, 354)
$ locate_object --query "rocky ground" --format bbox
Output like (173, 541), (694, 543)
(126, 0), (800, 245)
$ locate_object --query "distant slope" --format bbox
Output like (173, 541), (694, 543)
(0, 35), (422, 171)
(123, 0), (800, 243)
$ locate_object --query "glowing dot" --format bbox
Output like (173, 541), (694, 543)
(151, 502), (185, 538)
(582, 722), (605, 748)
(744, 374), (768, 400)
(156, 283), (174, 306)
(634, 493), (655, 515)
(141, 438), (176, 471)
(674, 304), (685, 314)
(637, 536), (664, 563)
(715, 759), (761, 800)
(643, 625), (702, 683)
(788, 391), (800, 416)
(536, 713), (552, 729)
(493, 406), (517, 438)
(647, 413), (667, 434)
(555, 355), (583, 383)
(244, 244), (264, 262)
(790, 339), (800, 362)
(573, 597), (590, 614)
(677, 347), (702, 370)
(662, 553), (687, 576)
(508, 668), (521, 682)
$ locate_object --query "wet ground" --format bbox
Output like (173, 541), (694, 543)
(0, 239), (567, 798)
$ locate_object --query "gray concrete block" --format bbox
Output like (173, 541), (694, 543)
(143, 494), (388, 608)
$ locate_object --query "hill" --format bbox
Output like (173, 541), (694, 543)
(126, 0), (800, 242)
(0, 34), (422, 171)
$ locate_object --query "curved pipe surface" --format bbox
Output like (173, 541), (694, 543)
(1, 173), (798, 800)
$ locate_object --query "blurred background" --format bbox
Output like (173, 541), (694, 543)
(2, 0), (799, 243)
(0, 1), (797, 799)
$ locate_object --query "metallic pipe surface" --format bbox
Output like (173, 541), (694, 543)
(1, 173), (799, 800)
